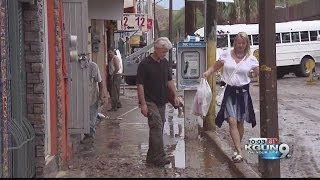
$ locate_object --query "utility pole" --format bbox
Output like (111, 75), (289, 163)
(245, 0), (250, 23)
(169, 0), (173, 68)
(153, 0), (158, 40)
(259, 0), (280, 177)
(285, 0), (289, 21)
(185, 0), (196, 37)
(203, 0), (217, 131)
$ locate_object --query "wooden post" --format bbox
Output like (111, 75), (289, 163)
(169, 0), (173, 68)
(203, 0), (217, 131)
(259, 0), (281, 177)
(185, 0), (196, 37)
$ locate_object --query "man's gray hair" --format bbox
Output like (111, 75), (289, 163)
(154, 37), (172, 50)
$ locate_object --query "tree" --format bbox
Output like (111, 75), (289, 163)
(170, 0), (307, 40)
(173, 7), (185, 42)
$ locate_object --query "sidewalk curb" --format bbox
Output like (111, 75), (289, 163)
(204, 131), (261, 178)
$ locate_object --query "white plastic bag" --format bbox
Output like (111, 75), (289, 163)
(115, 49), (123, 74)
(192, 78), (212, 116)
(215, 85), (226, 115)
(216, 86), (226, 106)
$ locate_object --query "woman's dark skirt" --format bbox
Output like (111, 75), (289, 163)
(223, 89), (250, 123)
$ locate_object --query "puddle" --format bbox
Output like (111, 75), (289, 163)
(163, 105), (237, 176)
(72, 104), (237, 177)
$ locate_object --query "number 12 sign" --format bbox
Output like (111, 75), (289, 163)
(118, 13), (148, 32)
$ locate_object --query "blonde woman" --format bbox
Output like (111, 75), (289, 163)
(203, 32), (259, 163)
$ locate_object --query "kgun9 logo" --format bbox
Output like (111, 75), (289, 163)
(244, 138), (291, 160)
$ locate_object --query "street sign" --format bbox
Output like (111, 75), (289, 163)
(118, 13), (148, 32)
(147, 18), (153, 30)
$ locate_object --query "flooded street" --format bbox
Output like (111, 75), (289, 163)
(45, 73), (320, 178)
(63, 92), (238, 178)
(214, 74), (320, 178)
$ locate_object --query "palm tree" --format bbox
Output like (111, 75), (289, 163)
(171, 0), (307, 39)
(173, 7), (185, 41)
(227, 0), (306, 24)
(190, 0), (259, 24)
(222, 0), (258, 24)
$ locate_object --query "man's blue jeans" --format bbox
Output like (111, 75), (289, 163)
(88, 100), (99, 137)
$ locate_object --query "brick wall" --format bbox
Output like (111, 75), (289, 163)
(23, 0), (45, 177)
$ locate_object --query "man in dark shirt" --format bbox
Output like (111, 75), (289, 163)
(136, 37), (179, 167)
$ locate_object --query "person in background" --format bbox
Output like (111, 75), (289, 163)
(106, 55), (112, 98)
(203, 32), (259, 163)
(108, 49), (123, 111)
(136, 37), (180, 167)
(83, 54), (107, 141)
(118, 37), (125, 56)
(125, 37), (131, 57)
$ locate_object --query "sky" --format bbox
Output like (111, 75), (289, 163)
(157, 0), (185, 10)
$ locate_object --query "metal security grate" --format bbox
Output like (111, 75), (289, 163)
(8, 119), (35, 178)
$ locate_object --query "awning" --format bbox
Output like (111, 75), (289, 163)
(88, 0), (124, 20)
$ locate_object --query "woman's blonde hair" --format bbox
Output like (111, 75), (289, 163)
(233, 32), (251, 57)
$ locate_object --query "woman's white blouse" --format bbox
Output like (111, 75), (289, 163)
(219, 50), (259, 86)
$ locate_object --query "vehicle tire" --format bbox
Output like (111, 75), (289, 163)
(124, 76), (137, 85)
(295, 58), (315, 77)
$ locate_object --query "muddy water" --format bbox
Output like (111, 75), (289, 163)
(214, 75), (320, 178)
(69, 99), (238, 178)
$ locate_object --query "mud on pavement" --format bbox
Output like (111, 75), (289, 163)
(63, 91), (239, 178)
(214, 75), (320, 178)
(48, 75), (320, 178)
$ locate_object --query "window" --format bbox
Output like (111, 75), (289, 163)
(217, 35), (228, 48)
(310, 31), (318, 41)
(300, 31), (309, 42)
(276, 33), (281, 43)
(248, 35), (252, 45)
(252, 34), (259, 45)
(282, 32), (290, 43)
(229, 34), (252, 47)
(291, 32), (300, 42)
(230, 35), (236, 47)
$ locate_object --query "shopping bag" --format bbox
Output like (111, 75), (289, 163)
(192, 78), (212, 116)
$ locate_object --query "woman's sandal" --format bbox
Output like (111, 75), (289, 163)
(231, 152), (238, 160)
(233, 154), (243, 163)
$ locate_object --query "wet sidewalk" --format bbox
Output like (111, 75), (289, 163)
(51, 93), (238, 178)
(211, 76), (320, 178)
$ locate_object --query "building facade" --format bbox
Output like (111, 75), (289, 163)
(0, 0), (126, 178)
